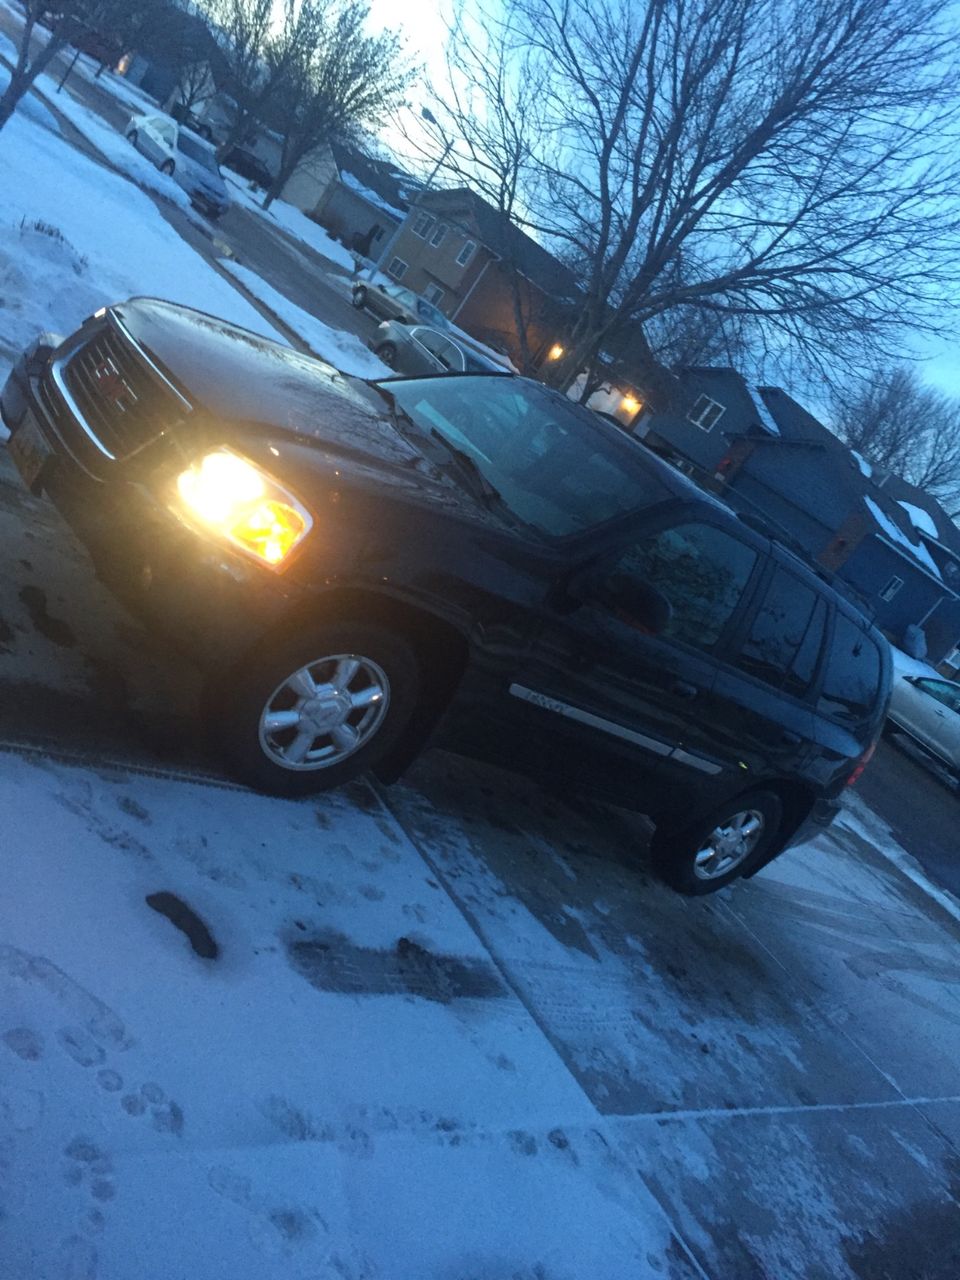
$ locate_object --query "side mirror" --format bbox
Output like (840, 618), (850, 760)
(597, 572), (673, 635)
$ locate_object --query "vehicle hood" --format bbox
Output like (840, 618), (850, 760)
(111, 298), (513, 530)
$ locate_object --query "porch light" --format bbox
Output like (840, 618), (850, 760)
(621, 394), (641, 415)
(547, 343), (564, 361)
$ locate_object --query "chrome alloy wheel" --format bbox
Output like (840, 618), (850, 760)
(693, 809), (765, 881)
(257, 653), (390, 771)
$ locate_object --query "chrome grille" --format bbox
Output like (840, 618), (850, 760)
(61, 326), (185, 459)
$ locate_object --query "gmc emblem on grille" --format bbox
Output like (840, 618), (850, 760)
(93, 356), (137, 411)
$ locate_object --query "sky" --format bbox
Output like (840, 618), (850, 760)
(362, 0), (959, 402)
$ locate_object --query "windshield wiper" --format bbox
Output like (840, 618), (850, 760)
(427, 428), (508, 513)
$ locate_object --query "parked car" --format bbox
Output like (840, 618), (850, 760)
(372, 322), (503, 375)
(1, 302), (891, 893)
(886, 673), (960, 782)
(125, 114), (230, 220)
(223, 147), (274, 190)
(352, 279), (448, 327)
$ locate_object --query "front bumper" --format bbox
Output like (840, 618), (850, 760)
(1, 338), (301, 672)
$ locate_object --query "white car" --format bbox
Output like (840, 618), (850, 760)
(126, 111), (178, 173)
(125, 114), (230, 220)
(887, 672), (960, 781)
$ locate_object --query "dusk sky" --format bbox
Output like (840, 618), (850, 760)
(366, 0), (959, 403)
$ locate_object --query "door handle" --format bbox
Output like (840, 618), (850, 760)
(670, 680), (699, 700)
(780, 730), (802, 745)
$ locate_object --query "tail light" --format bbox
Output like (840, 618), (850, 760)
(846, 739), (877, 787)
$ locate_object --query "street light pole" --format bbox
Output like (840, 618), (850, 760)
(364, 107), (453, 282)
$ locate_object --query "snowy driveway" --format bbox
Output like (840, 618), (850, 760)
(2, 448), (960, 1278)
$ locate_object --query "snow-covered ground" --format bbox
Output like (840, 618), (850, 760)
(31, 73), (194, 214)
(0, 92), (283, 407)
(0, 750), (682, 1280)
(224, 172), (357, 272)
(222, 261), (391, 379)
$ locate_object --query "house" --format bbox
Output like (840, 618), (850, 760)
(280, 143), (415, 259)
(638, 371), (960, 665)
(377, 188), (578, 366)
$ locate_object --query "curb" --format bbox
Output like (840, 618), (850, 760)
(840, 792), (960, 929)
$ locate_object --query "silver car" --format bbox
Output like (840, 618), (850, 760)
(371, 322), (502, 375)
(887, 673), (960, 779)
(352, 280), (449, 327)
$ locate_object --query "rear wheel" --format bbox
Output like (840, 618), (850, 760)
(650, 790), (783, 895)
(160, 158), (175, 175)
(126, 129), (138, 146)
(352, 286), (367, 309)
(374, 341), (397, 368)
(208, 621), (420, 797)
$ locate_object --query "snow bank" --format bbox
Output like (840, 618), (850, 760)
(223, 173), (356, 271)
(864, 496), (942, 578)
(32, 78), (193, 212)
(898, 499), (939, 539)
(222, 261), (390, 379)
(0, 99), (281, 406)
(0, 63), (61, 133)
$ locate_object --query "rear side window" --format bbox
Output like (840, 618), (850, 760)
(818, 615), (882, 724)
(736, 568), (825, 697)
(611, 522), (757, 650)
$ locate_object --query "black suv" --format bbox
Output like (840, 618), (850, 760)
(1, 300), (891, 893)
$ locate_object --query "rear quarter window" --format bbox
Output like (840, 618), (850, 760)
(817, 614), (883, 724)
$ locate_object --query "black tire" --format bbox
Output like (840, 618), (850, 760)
(208, 621), (420, 797)
(160, 158), (175, 176)
(374, 341), (397, 368)
(352, 286), (367, 309)
(649, 789), (783, 895)
(126, 129), (138, 146)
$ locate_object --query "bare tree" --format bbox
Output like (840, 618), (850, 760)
(0, 0), (154, 133)
(424, 0), (960, 394)
(203, 0), (283, 158)
(261, 1), (411, 210)
(832, 366), (960, 513)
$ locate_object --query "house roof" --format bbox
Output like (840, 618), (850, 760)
(416, 188), (579, 301)
(329, 142), (416, 223)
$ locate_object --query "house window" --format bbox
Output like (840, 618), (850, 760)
(387, 257), (408, 280)
(944, 644), (960, 669)
(688, 394), (725, 432)
(424, 283), (445, 306)
(456, 239), (476, 267)
(429, 222), (448, 248)
(879, 575), (904, 603)
(412, 213), (435, 239)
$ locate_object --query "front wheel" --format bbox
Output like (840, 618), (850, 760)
(208, 621), (420, 797)
(352, 286), (367, 309)
(374, 341), (397, 368)
(649, 790), (783, 895)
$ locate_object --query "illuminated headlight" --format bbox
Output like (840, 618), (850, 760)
(175, 449), (311, 569)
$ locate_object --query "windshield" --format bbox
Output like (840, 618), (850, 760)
(384, 376), (661, 536)
(178, 133), (219, 172)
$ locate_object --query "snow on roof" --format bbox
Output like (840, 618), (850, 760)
(864, 496), (942, 579)
(339, 170), (404, 220)
(897, 500), (939, 540)
(748, 386), (779, 436)
(851, 449), (872, 478)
